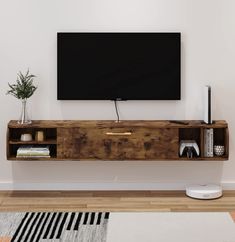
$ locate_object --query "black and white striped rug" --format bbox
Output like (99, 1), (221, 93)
(0, 212), (109, 242)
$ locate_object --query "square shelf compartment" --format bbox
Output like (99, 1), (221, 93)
(179, 128), (201, 158)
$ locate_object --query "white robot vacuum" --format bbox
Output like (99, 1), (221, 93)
(186, 184), (222, 199)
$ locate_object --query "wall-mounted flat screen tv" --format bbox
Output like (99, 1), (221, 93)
(57, 32), (181, 100)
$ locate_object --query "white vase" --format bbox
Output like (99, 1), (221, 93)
(18, 98), (31, 124)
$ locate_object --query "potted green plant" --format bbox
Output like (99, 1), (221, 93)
(7, 70), (37, 124)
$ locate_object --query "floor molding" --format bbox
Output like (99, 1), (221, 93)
(0, 182), (234, 190)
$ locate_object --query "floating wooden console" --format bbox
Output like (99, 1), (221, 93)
(7, 120), (229, 161)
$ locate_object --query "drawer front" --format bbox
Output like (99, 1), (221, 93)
(57, 127), (178, 160)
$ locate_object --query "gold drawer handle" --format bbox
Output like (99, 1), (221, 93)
(106, 132), (132, 136)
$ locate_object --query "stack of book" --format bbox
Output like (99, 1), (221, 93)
(204, 128), (214, 157)
(16, 146), (50, 158)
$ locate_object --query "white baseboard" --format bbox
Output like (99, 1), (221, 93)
(0, 182), (235, 190)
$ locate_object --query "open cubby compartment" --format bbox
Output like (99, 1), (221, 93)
(9, 128), (57, 142)
(33, 128), (57, 142)
(179, 128), (201, 158)
(9, 144), (57, 159)
(9, 127), (33, 141)
(213, 128), (229, 157)
(213, 128), (226, 146)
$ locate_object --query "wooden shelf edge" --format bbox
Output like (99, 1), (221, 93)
(178, 157), (228, 161)
(8, 156), (58, 161)
(8, 120), (228, 129)
(7, 157), (228, 161)
(9, 139), (57, 145)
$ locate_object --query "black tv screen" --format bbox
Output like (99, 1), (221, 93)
(57, 32), (181, 100)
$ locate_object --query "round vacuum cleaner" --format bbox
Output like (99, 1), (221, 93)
(186, 184), (222, 199)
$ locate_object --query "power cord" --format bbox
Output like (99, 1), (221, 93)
(114, 100), (120, 122)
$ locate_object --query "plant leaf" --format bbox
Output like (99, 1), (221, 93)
(6, 70), (37, 99)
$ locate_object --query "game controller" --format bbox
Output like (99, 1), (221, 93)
(179, 140), (200, 158)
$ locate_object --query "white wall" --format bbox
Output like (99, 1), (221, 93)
(0, 0), (235, 190)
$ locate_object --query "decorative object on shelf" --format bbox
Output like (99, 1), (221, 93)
(18, 98), (31, 124)
(16, 146), (50, 158)
(214, 145), (225, 156)
(20, 133), (32, 142)
(35, 130), (45, 142)
(6, 70), (37, 124)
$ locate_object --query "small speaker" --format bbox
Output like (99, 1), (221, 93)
(204, 85), (212, 124)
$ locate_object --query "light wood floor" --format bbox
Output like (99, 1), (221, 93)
(1, 191), (235, 212)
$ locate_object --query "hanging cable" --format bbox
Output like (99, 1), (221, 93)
(114, 100), (120, 122)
